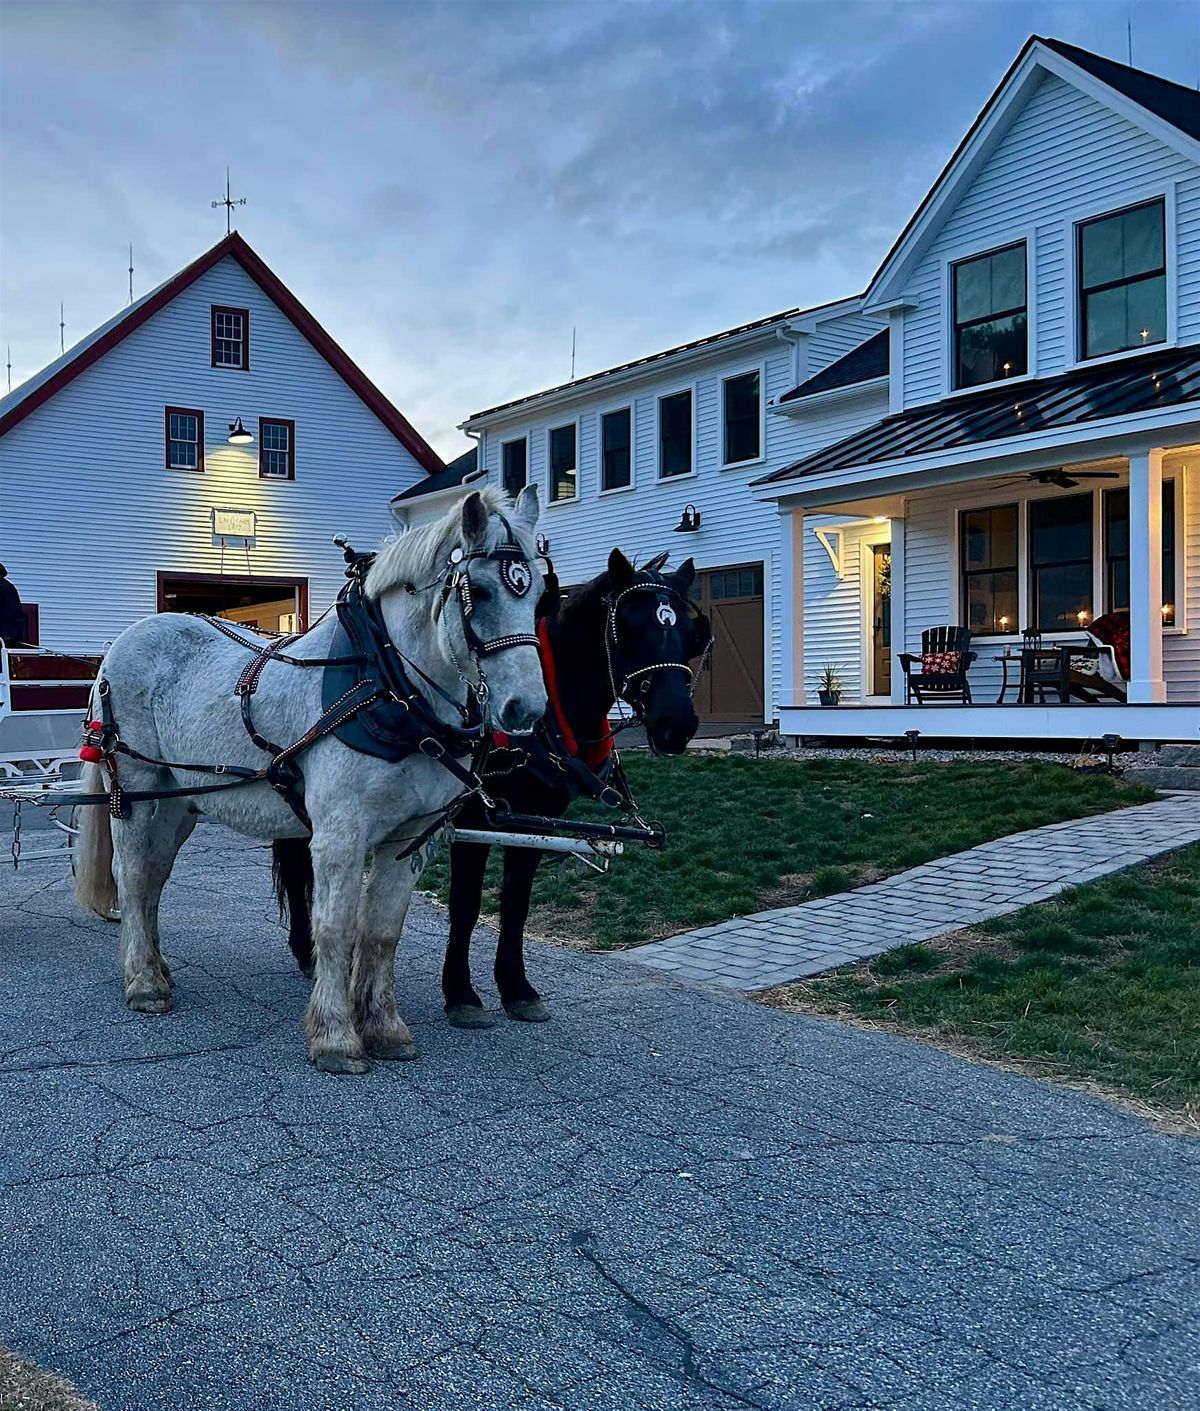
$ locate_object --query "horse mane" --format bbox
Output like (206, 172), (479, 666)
(363, 485), (514, 600)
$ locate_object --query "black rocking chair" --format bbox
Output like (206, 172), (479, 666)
(898, 626), (976, 704)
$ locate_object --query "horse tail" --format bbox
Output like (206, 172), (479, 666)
(73, 762), (119, 919)
(272, 838), (315, 976)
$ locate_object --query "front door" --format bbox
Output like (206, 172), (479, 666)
(870, 543), (891, 697)
(694, 564), (765, 723)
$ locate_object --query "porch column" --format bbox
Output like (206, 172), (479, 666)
(1127, 448), (1166, 703)
(888, 513), (907, 705)
(778, 506), (806, 706)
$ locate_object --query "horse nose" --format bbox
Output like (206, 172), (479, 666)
(500, 698), (542, 735)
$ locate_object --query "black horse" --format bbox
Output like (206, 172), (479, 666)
(273, 547), (710, 1025)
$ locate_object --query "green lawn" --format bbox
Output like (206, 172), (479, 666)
(0, 1345), (97, 1411)
(425, 754), (1153, 949)
(772, 844), (1200, 1126)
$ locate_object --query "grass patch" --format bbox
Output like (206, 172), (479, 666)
(768, 844), (1200, 1126)
(0, 1345), (98, 1411)
(423, 755), (1152, 949)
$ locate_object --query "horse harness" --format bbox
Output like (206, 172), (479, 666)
(80, 524), (540, 829)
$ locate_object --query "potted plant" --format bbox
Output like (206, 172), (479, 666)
(816, 663), (843, 707)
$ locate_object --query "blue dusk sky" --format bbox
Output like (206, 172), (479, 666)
(2, 0), (1198, 460)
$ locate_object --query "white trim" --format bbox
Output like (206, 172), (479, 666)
(860, 533), (894, 700)
(769, 375), (889, 417)
(1065, 186), (1176, 370)
(545, 417), (580, 507)
(655, 382), (698, 482)
(597, 401), (636, 495)
(719, 361), (767, 469)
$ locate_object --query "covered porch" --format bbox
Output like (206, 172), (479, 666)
(768, 435), (1200, 744)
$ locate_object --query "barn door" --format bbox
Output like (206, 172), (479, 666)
(695, 564), (764, 723)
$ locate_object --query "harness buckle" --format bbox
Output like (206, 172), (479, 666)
(419, 737), (446, 759)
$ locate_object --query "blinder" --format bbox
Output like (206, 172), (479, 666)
(604, 576), (713, 712)
(440, 514), (541, 663)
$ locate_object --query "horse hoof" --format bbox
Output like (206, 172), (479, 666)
(365, 1036), (420, 1061)
(126, 992), (173, 1015)
(313, 1052), (370, 1075)
(504, 999), (551, 1023)
(445, 1005), (497, 1030)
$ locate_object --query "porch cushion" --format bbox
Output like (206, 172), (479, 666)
(921, 650), (962, 676)
(1086, 611), (1131, 680)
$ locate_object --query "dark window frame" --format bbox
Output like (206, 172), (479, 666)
(164, 405), (205, 473)
(258, 417), (296, 481)
(600, 406), (633, 492)
(1029, 492), (1095, 633)
(501, 437), (528, 497)
(1077, 198), (1167, 361)
(959, 503), (1019, 635)
(952, 241), (1028, 390)
(547, 422), (578, 504)
(1103, 478), (1179, 624)
(721, 368), (762, 466)
(658, 388), (693, 479)
(210, 305), (250, 370)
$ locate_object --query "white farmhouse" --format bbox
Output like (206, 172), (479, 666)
(762, 36), (1200, 744)
(0, 232), (442, 650)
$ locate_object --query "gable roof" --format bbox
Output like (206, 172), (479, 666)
(756, 343), (1200, 489)
(778, 331), (889, 403)
(391, 444), (480, 503)
(0, 232), (444, 474)
(865, 36), (1200, 311)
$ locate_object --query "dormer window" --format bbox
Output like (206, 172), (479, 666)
(953, 243), (1027, 389)
(1078, 199), (1166, 359)
(211, 306), (249, 370)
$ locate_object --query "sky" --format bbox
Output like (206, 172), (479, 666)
(2, 0), (1199, 461)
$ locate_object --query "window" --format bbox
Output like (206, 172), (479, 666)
(706, 566), (763, 599)
(722, 370), (761, 464)
(502, 438), (527, 497)
(960, 505), (1018, 633)
(211, 306), (249, 369)
(601, 408), (632, 491)
(259, 418), (295, 480)
(1030, 494), (1093, 631)
(1104, 480), (1178, 624)
(952, 243), (1027, 389)
(165, 406), (204, 472)
(548, 423), (577, 503)
(658, 389), (692, 478)
(1078, 199), (1166, 360)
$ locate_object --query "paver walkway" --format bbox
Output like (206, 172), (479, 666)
(625, 793), (1200, 992)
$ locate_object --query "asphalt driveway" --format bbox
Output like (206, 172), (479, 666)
(1, 824), (1197, 1411)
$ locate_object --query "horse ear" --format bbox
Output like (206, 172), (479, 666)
(671, 557), (696, 594)
(607, 548), (635, 591)
(513, 484), (540, 531)
(461, 491), (489, 546)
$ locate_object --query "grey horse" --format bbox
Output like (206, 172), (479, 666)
(74, 487), (546, 1073)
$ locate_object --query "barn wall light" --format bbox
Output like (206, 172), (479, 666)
(227, 417), (254, 445)
(673, 503), (702, 533)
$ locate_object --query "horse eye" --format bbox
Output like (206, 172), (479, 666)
(472, 584), (493, 603)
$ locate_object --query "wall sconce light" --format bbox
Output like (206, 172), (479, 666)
(227, 417), (254, 445)
(673, 503), (702, 533)
(1162, 602), (1176, 625)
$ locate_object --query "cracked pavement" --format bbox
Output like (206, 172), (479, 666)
(1, 824), (1197, 1411)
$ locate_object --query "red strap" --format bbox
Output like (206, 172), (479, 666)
(537, 618), (612, 768)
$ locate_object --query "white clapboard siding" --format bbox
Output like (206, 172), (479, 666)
(477, 313), (888, 720)
(0, 256), (424, 650)
(900, 71), (1200, 407)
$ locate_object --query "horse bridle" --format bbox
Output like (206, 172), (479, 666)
(603, 578), (713, 714)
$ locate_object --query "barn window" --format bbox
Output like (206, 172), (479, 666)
(1030, 494), (1094, 632)
(1104, 480), (1178, 623)
(165, 406), (204, 472)
(259, 418), (295, 480)
(1078, 200), (1166, 359)
(211, 305), (250, 369)
(548, 423), (577, 503)
(601, 408), (632, 491)
(953, 243), (1027, 389)
(502, 438), (527, 496)
(960, 504), (1018, 633)
(658, 389), (693, 478)
(722, 370), (761, 464)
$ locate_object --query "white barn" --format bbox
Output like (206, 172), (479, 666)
(0, 232), (442, 650)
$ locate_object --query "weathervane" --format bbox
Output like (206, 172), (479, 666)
(211, 167), (247, 234)
(59, 302), (65, 355)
